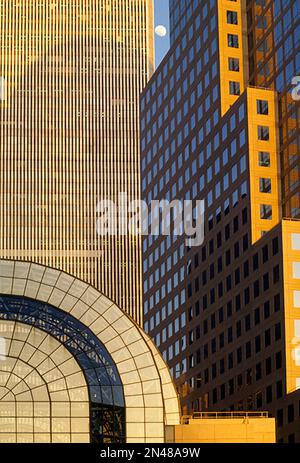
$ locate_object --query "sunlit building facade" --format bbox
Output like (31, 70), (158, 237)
(141, 0), (300, 442)
(0, 0), (154, 324)
(0, 259), (180, 443)
(0, 259), (276, 443)
(247, 0), (300, 218)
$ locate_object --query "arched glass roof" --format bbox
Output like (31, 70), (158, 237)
(0, 295), (126, 442)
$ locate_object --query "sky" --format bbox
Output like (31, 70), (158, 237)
(154, 0), (170, 67)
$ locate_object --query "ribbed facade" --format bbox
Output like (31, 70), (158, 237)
(0, 0), (154, 324)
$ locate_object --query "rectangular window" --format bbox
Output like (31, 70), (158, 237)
(227, 34), (239, 48)
(258, 151), (270, 167)
(259, 178), (272, 193)
(258, 125), (270, 141)
(260, 204), (272, 220)
(229, 81), (240, 95)
(228, 57), (240, 71)
(257, 99), (269, 115)
(227, 11), (238, 24)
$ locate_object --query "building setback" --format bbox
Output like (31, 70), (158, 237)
(141, 0), (300, 442)
(0, 0), (154, 324)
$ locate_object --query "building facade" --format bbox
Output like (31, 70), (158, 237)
(0, 259), (180, 443)
(141, 0), (300, 442)
(0, 0), (154, 324)
(0, 259), (277, 443)
(246, 0), (300, 219)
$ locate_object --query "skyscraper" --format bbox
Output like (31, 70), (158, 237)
(141, 0), (300, 442)
(0, 0), (154, 324)
(246, 0), (300, 218)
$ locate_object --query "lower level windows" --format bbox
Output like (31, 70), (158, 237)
(259, 177), (272, 193)
(229, 81), (240, 95)
(260, 204), (272, 220)
(259, 151), (270, 167)
(228, 57), (240, 71)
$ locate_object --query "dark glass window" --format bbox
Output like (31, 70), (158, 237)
(255, 335), (261, 353)
(257, 99), (269, 115)
(260, 204), (272, 220)
(266, 357), (272, 375)
(277, 409), (283, 427)
(273, 265), (280, 284)
(266, 385), (272, 403)
(272, 237), (279, 255)
(244, 260), (249, 277)
(254, 307), (260, 325)
(288, 405), (294, 423)
(229, 81), (240, 95)
(254, 280), (260, 298)
(258, 151), (270, 167)
(276, 351), (282, 369)
(259, 177), (272, 193)
(276, 380), (283, 398)
(227, 11), (238, 24)
(253, 253), (259, 270)
(265, 328), (271, 347)
(258, 125), (270, 140)
(274, 294), (280, 312)
(264, 300), (270, 318)
(228, 34), (239, 48)
(228, 57), (240, 71)
(219, 307), (224, 323)
(245, 314), (251, 331)
(255, 363), (262, 381)
(262, 245), (269, 262)
(246, 341), (251, 358)
(275, 323), (281, 341)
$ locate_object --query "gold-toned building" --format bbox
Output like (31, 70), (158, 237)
(0, 0), (154, 324)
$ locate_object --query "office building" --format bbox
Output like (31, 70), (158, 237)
(0, 259), (276, 443)
(0, 0), (155, 324)
(141, 0), (300, 442)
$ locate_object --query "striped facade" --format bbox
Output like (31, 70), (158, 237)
(0, 0), (154, 324)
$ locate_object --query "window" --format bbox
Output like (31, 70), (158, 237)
(254, 307), (260, 325)
(242, 207), (248, 224)
(229, 81), (240, 95)
(265, 328), (271, 347)
(266, 385), (272, 403)
(273, 265), (280, 284)
(266, 357), (272, 375)
(275, 323), (281, 341)
(276, 380), (283, 398)
(259, 178), (272, 193)
(257, 100), (269, 115)
(262, 245), (269, 263)
(259, 151), (270, 167)
(228, 57), (240, 71)
(258, 126), (270, 141)
(275, 351), (282, 369)
(277, 409), (283, 427)
(255, 363), (262, 381)
(228, 34), (239, 48)
(288, 404), (294, 423)
(255, 335), (261, 353)
(260, 204), (272, 220)
(227, 11), (238, 24)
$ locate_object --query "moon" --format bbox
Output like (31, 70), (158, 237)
(155, 25), (167, 37)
